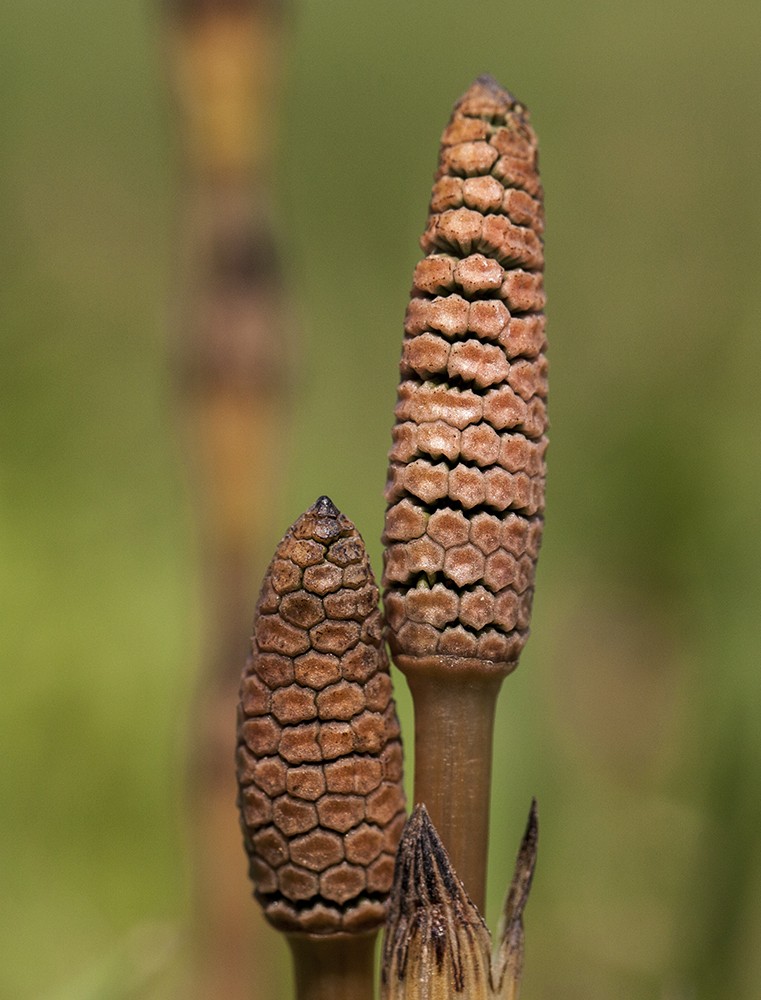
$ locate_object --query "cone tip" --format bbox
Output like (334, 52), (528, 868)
(455, 74), (527, 120)
(311, 495), (340, 517)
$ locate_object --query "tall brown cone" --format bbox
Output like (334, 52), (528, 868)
(383, 75), (546, 678)
(380, 76), (546, 911)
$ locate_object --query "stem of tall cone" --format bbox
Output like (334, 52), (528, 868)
(405, 666), (502, 910)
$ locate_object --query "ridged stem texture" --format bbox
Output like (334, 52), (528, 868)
(382, 75), (546, 909)
(237, 497), (407, 998)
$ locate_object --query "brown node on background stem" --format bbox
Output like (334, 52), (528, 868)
(237, 496), (407, 935)
(383, 74), (547, 679)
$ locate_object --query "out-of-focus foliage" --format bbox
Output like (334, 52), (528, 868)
(2, 1), (760, 998)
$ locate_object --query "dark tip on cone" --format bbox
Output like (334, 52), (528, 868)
(456, 74), (524, 120)
(475, 72), (504, 92)
(311, 495), (340, 518)
(301, 495), (348, 544)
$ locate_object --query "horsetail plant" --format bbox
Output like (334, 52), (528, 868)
(235, 73), (545, 998)
(237, 497), (406, 999)
(382, 75), (546, 910)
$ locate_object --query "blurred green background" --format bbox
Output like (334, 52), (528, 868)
(2, 0), (761, 997)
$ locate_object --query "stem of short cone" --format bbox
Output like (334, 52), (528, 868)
(403, 663), (505, 913)
(288, 932), (378, 1000)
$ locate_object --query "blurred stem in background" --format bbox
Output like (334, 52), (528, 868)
(162, 0), (290, 995)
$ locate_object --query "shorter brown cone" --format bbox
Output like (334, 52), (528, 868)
(237, 496), (406, 935)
